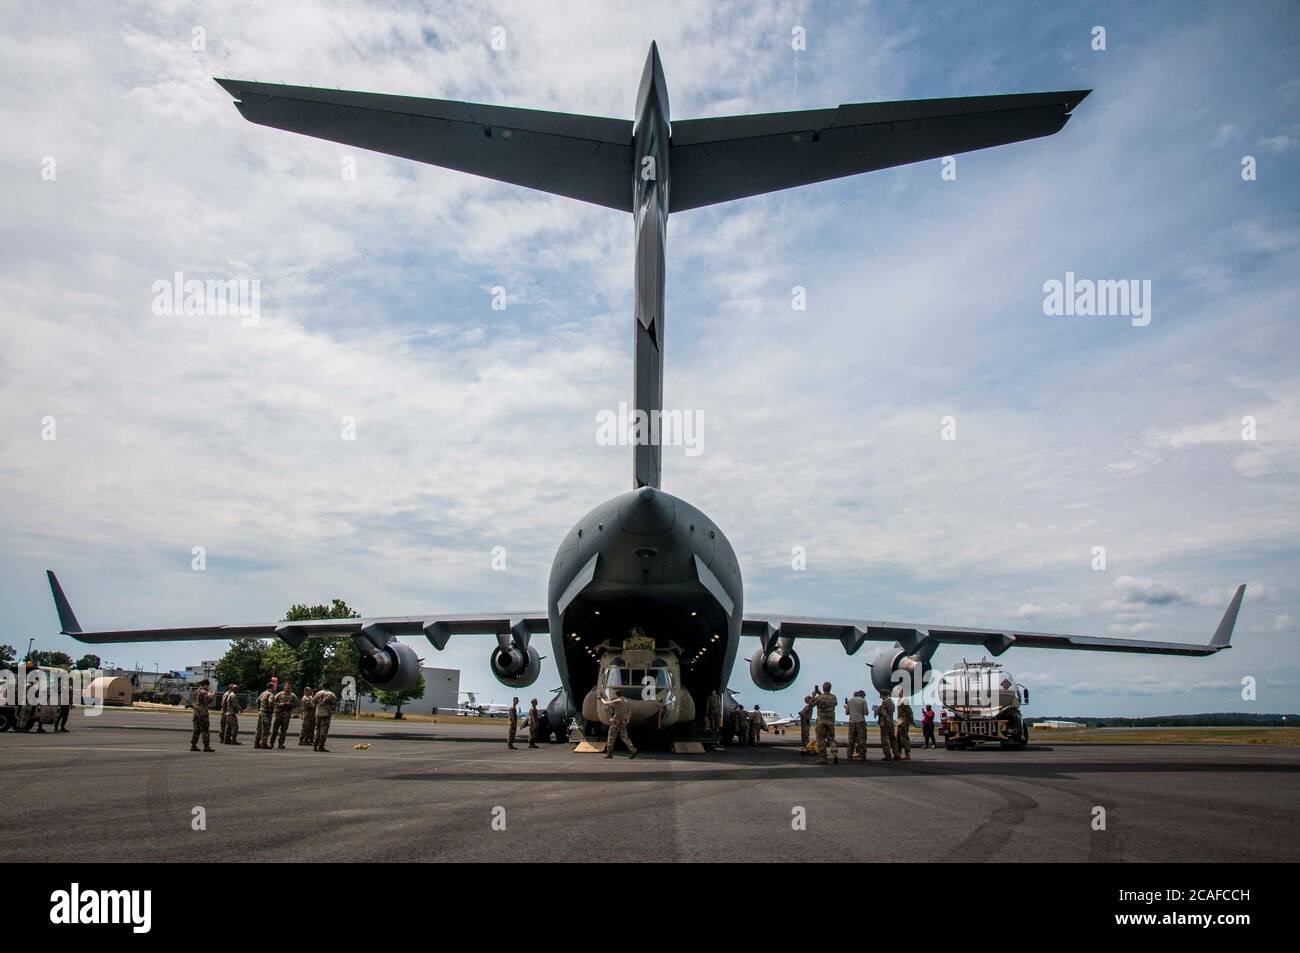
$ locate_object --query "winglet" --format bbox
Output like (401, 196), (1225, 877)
(46, 570), (82, 634)
(1210, 584), (1246, 650)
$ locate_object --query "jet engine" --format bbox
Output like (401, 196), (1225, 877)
(749, 644), (801, 690)
(491, 643), (542, 688)
(355, 637), (421, 691)
(868, 644), (929, 697)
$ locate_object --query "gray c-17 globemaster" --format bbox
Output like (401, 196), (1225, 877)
(46, 43), (1244, 743)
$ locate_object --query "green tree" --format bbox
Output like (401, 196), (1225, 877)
(374, 672), (425, 719)
(32, 650), (74, 669)
(260, 640), (303, 688)
(213, 640), (267, 692)
(74, 654), (102, 670)
(212, 598), (374, 699)
(0, 644), (15, 664)
(283, 599), (371, 697)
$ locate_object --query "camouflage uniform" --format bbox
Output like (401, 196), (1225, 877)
(749, 708), (766, 745)
(270, 687), (296, 748)
(220, 689), (242, 744)
(313, 690), (337, 751)
(297, 689), (316, 746)
(603, 695), (636, 758)
(875, 695), (898, 761)
(895, 700), (914, 760)
(507, 703), (519, 749)
(732, 706), (749, 745)
(527, 701), (540, 748)
(254, 688), (275, 748)
(190, 686), (214, 751)
(799, 698), (814, 750)
(814, 691), (838, 764)
(705, 691), (721, 737)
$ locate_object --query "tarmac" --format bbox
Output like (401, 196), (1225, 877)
(3, 708), (1298, 862)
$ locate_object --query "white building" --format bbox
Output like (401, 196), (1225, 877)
(377, 666), (459, 716)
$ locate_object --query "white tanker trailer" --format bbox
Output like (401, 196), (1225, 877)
(937, 660), (1030, 749)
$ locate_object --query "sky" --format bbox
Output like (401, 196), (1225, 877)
(1, 0), (1297, 718)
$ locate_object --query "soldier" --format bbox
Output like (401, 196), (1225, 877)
(507, 696), (520, 749)
(732, 703), (748, 746)
(190, 679), (215, 752)
(19, 701), (45, 733)
(312, 686), (338, 751)
(54, 672), (72, 733)
(221, 683), (243, 744)
(896, 698), (914, 760)
(749, 705), (766, 745)
(844, 689), (869, 761)
(705, 690), (721, 741)
(298, 686), (316, 746)
(270, 681), (296, 749)
(813, 681), (838, 765)
(601, 688), (637, 759)
(527, 697), (541, 748)
(254, 681), (275, 748)
(874, 691), (898, 761)
(798, 694), (815, 753)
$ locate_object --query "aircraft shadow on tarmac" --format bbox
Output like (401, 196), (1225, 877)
(383, 756), (1300, 785)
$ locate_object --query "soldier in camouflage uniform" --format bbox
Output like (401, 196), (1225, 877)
(527, 697), (541, 748)
(749, 705), (766, 745)
(705, 690), (721, 740)
(507, 696), (519, 749)
(798, 694), (815, 753)
(874, 691), (898, 761)
(254, 681), (275, 748)
(732, 704), (748, 746)
(312, 687), (337, 751)
(269, 681), (297, 749)
(190, 679), (215, 752)
(220, 683), (242, 744)
(601, 689), (637, 759)
(813, 681), (838, 764)
(297, 686), (316, 746)
(895, 698), (914, 760)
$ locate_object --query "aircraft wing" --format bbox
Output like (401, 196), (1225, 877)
(741, 584), (1244, 659)
(213, 79), (634, 211)
(46, 571), (547, 650)
(669, 89), (1090, 211)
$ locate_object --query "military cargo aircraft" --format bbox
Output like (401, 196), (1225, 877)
(46, 43), (1244, 743)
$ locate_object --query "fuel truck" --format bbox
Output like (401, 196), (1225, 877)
(937, 660), (1030, 749)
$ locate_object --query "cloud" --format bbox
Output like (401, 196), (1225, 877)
(1, 0), (1297, 718)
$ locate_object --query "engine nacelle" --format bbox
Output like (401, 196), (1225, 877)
(356, 638), (421, 691)
(868, 645), (929, 697)
(749, 645), (801, 691)
(491, 644), (542, 688)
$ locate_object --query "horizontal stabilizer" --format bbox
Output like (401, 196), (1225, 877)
(669, 89), (1090, 211)
(214, 79), (634, 211)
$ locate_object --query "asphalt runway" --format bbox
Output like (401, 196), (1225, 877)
(4, 709), (1298, 862)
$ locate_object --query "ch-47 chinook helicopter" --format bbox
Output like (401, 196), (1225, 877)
(46, 43), (1244, 745)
